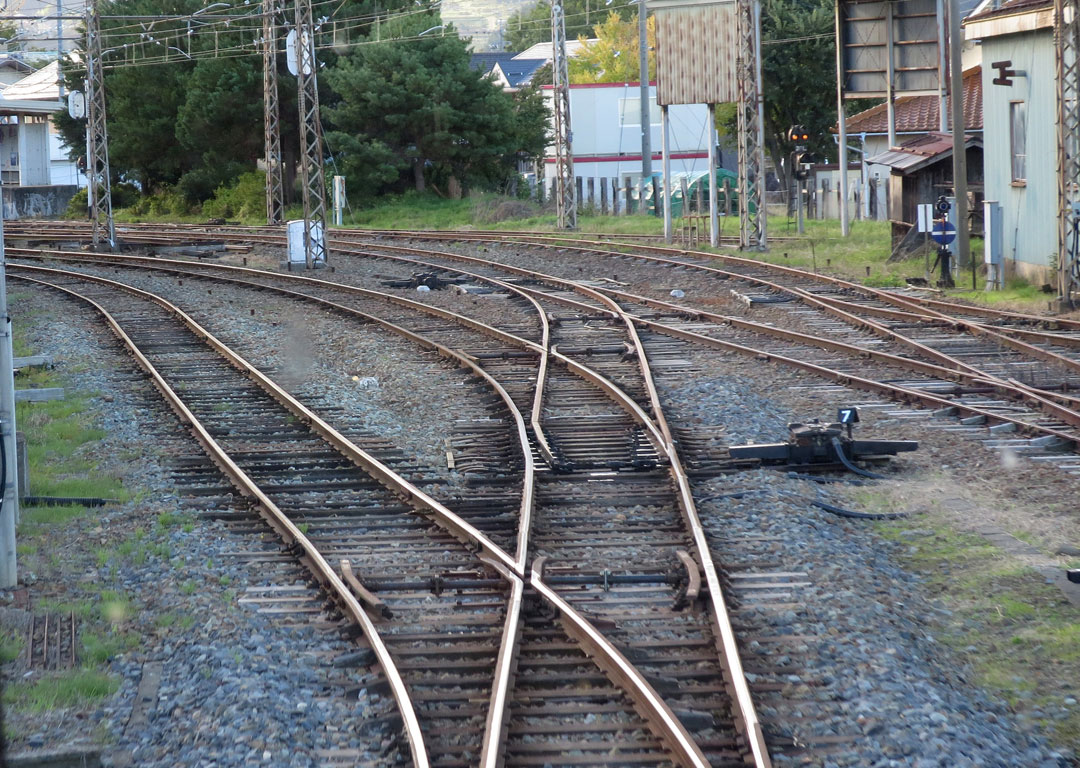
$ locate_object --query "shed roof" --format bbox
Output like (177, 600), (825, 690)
(492, 58), (545, 89)
(844, 67), (982, 138)
(965, 0), (1052, 24)
(1, 60), (60, 101)
(469, 52), (519, 74)
(867, 132), (982, 174)
(513, 40), (594, 63)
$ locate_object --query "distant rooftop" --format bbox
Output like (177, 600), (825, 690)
(513, 40), (595, 63)
(965, 0), (1052, 24)
(469, 52), (520, 74)
(867, 132), (982, 174)
(1, 60), (60, 101)
(844, 67), (982, 139)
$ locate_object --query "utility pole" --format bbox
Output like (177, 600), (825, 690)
(736, 0), (766, 248)
(949, 0), (970, 267)
(85, 2), (115, 250)
(638, 0), (651, 180)
(57, 0), (64, 99)
(551, 1), (576, 229)
(1056, 0), (1080, 302)
(294, 0), (328, 266)
(263, 0), (284, 225)
(937, 0), (948, 131)
(834, 0), (849, 236)
(0, 210), (17, 589)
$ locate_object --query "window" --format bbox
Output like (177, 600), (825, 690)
(619, 97), (661, 126)
(1010, 101), (1027, 184)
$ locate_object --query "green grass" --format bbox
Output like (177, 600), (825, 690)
(2, 670), (119, 714)
(873, 511), (1080, 752)
(0, 628), (24, 663)
(19, 504), (86, 532)
(16, 393), (127, 501)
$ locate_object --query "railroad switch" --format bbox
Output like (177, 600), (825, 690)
(728, 408), (918, 475)
(379, 272), (464, 290)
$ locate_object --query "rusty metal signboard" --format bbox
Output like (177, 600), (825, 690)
(839, 0), (941, 98)
(653, 0), (738, 106)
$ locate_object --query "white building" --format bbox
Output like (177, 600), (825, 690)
(540, 82), (712, 202)
(0, 61), (84, 191)
(965, 0), (1056, 284)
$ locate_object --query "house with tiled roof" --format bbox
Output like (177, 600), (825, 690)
(964, 0), (1056, 283)
(846, 67), (983, 167)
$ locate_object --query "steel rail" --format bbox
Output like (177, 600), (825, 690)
(545, 274), (773, 768)
(12, 273), (431, 768)
(354, 227), (1080, 329)
(12, 264), (522, 575)
(307, 239), (1080, 441)
(8, 218), (1078, 328)
(271, 244), (772, 765)
(336, 240), (1080, 432)
(15, 261), (535, 768)
(13, 261), (717, 768)
(17, 246), (1080, 443)
(637, 316), (1080, 447)
(6, 246), (644, 461)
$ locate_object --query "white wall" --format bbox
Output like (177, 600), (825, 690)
(542, 83), (711, 190)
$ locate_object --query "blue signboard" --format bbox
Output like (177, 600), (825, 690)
(931, 220), (957, 246)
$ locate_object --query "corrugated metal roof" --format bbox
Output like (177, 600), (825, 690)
(867, 131), (982, 173)
(1, 60), (60, 101)
(965, 0), (1052, 24)
(844, 66), (982, 136)
(513, 40), (594, 63)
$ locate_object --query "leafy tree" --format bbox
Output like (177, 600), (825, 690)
(175, 58), (265, 199)
(505, 0), (637, 52)
(715, 0), (837, 193)
(52, 0), (382, 200)
(324, 15), (548, 197)
(568, 11), (653, 84)
(0, 21), (17, 51)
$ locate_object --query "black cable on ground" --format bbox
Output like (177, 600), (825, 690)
(810, 498), (909, 520)
(830, 436), (886, 480)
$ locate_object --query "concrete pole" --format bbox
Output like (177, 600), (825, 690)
(0, 206), (20, 588)
(886, 0), (896, 149)
(639, 0), (651, 180)
(708, 103), (719, 246)
(753, 0), (767, 248)
(662, 104), (672, 242)
(949, 0), (970, 267)
(937, 0), (949, 132)
(57, 0), (64, 99)
(835, 0), (850, 236)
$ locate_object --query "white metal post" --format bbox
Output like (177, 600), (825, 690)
(662, 104), (672, 242)
(835, 0), (850, 236)
(639, 0), (651, 180)
(707, 103), (719, 246)
(937, 0), (949, 132)
(886, 0), (896, 149)
(0, 209), (19, 588)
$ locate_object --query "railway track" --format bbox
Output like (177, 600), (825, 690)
(11, 220), (1080, 765)
(13, 220), (1080, 448)
(14, 262), (772, 767)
